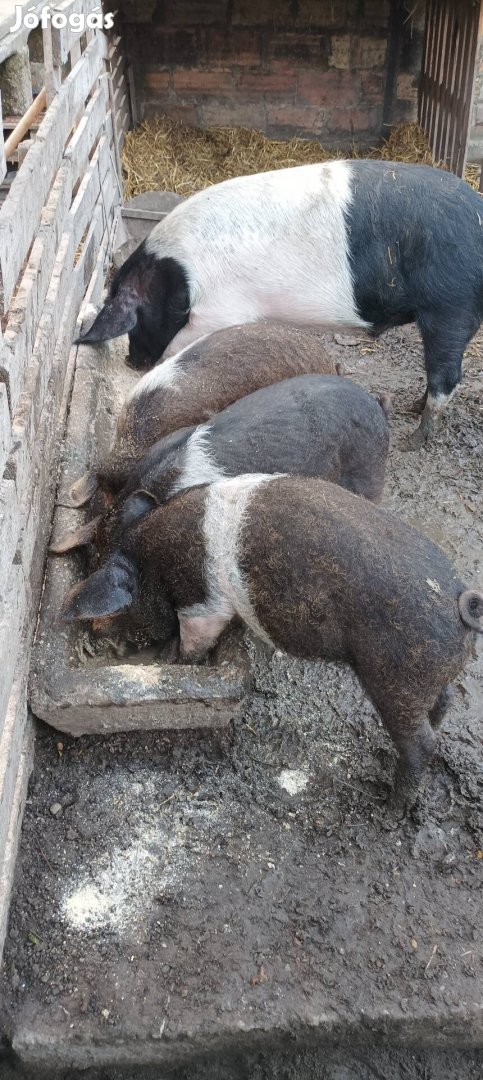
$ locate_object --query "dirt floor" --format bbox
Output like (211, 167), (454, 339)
(0, 323), (482, 1078)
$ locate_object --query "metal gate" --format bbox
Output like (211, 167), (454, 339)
(419, 0), (481, 176)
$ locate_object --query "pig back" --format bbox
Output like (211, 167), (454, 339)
(240, 476), (468, 677)
(123, 323), (336, 460)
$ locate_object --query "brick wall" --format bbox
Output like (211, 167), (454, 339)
(120, 0), (424, 145)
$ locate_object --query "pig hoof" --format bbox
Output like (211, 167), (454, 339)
(387, 782), (418, 819)
(404, 424), (429, 452)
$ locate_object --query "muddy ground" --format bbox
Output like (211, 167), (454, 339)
(0, 324), (482, 1079)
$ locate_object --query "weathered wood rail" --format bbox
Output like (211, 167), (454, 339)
(0, 1), (131, 957)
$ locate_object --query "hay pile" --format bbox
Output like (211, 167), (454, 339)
(122, 117), (479, 199)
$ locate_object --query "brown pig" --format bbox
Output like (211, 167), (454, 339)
(69, 322), (336, 506)
(52, 375), (390, 558)
(60, 475), (483, 813)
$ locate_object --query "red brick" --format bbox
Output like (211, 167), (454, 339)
(298, 69), (360, 107)
(266, 103), (325, 134)
(352, 36), (387, 70)
(238, 71), (297, 95)
(360, 71), (384, 103)
(120, 0), (157, 25)
(142, 29), (198, 67)
(201, 100), (266, 129)
(329, 35), (351, 69)
(326, 106), (381, 134)
(232, 0), (293, 27)
(267, 32), (326, 65)
(361, 0), (390, 25)
(202, 29), (262, 66)
(164, 0), (229, 26)
(296, 0), (347, 28)
(396, 73), (418, 103)
(144, 102), (202, 127)
(145, 71), (170, 91)
(391, 99), (417, 125)
(172, 68), (234, 94)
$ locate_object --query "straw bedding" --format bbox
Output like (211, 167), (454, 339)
(122, 117), (480, 199)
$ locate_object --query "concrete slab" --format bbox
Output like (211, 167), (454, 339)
(113, 190), (184, 270)
(2, 325), (483, 1077)
(28, 328), (251, 736)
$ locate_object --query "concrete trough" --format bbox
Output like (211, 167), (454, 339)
(28, 227), (252, 735)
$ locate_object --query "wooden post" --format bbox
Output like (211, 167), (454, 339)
(3, 88), (46, 161)
(42, 25), (61, 104)
(0, 92), (6, 184)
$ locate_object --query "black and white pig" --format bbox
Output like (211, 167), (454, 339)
(51, 375), (390, 555)
(61, 474), (483, 812)
(76, 160), (483, 446)
(68, 322), (336, 507)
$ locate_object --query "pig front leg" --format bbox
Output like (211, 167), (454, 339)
(178, 606), (234, 662)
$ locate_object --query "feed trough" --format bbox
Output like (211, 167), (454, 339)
(29, 207), (252, 736)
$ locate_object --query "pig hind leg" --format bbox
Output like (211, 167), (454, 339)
(408, 310), (479, 448)
(380, 710), (437, 814)
(428, 684), (455, 729)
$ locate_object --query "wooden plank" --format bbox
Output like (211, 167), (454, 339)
(7, 229), (76, 504)
(0, 94), (6, 185)
(0, 562), (26, 735)
(428, 0), (449, 151)
(69, 135), (112, 249)
(0, 32), (106, 312)
(126, 63), (138, 127)
(455, 2), (480, 175)
(0, 668), (31, 874)
(418, 0), (433, 131)
(0, 687), (34, 967)
(2, 160), (73, 413)
(445, 8), (471, 171)
(16, 205), (109, 588)
(121, 207), (168, 222)
(65, 78), (109, 185)
(434, 3), (456, 164)
(427, 0), (446, 148)
(0, 383), (10, 477)
(420, 0), (437, 133)
(0, 479), (20, 598)
(42, 22), (62, 105)
(9, 171), (117, 506)
(82, 219), (112, 309)
(51, 0), (108, 65)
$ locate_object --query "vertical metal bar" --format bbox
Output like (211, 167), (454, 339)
(427, 0), (448, 150)
(445, 4), (469, 173)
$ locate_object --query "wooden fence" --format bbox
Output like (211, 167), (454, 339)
(419, 0), (481, 176)
(0, 1), (130, 957)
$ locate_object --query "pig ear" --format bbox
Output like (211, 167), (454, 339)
(74, 295), (137, 344)
(50, 516), (102, 554)
(68, 470), (99, 507)
(61, 554), (137, 622)
(119, 490), (158, 529)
